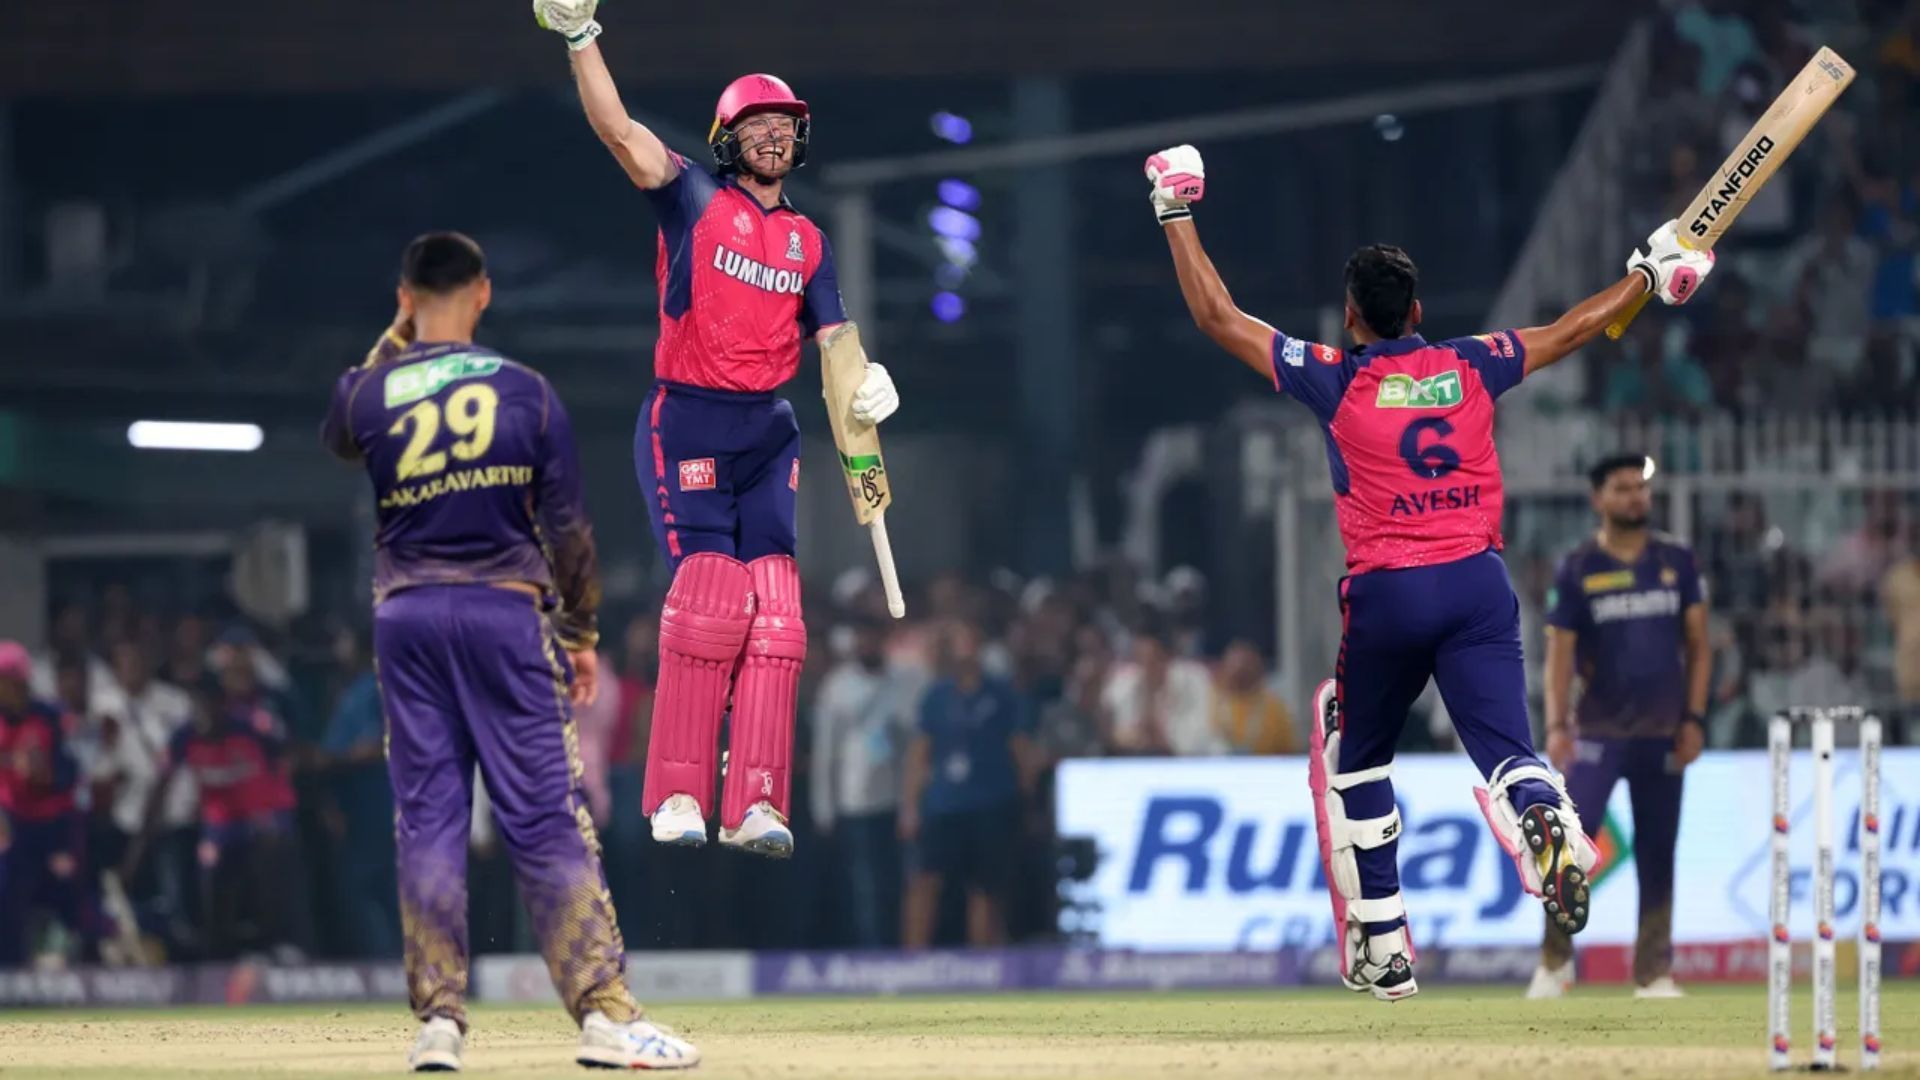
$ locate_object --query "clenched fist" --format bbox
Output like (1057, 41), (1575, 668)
(534, 0), (602, 50)
(1627, 220), (1716, 306)
(1145, 145), (1206, 225)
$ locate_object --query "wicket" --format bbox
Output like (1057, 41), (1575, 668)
(1768, 707), (1882, 1072)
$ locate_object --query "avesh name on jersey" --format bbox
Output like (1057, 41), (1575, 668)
(1388, 485), (1483, 517)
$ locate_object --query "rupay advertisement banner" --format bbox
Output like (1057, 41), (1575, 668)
(1055, 748), (1919, 950)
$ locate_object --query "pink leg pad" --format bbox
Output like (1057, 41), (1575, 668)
(642, 553), (752, 816)
(721, 556), (806, 830)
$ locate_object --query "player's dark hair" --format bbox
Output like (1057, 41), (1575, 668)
(401, 232), (486, 294)
(1343, 244), (1419, 338)
(1588, 452), (1650, 491)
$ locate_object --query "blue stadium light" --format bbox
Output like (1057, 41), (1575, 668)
(930, 112), (973, 145)
(927, 207), (981, 243)
(931, 292), (966, 322)
(935, 236), (977, 268)
(937, 179), (981, 211)
(935, 264), (969, 289)
(1373, 113), (1405, 142)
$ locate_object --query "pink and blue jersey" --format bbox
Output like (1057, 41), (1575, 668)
(1270, 329), (1528, 575)
(645, 153), (845, 393)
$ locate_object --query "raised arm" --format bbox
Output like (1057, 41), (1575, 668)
(1515, 275), (1649, 376)
(1162, 220), (1279, 381)
(1146, 145), (1277, 380)
(1517, 219), (1717, 375)
(536, 2), (676, 189)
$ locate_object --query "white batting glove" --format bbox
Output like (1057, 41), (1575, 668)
(534, 0), (602, 50)
(1144, 145), (1206, 225)
(1627, 220), (1716, 306)
(851, 362), (900, 425)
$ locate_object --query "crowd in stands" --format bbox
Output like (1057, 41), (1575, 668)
(1602, 0), (1920, 415)
(0, 560), (1299, 966)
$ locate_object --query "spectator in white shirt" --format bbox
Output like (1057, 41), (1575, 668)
(811, 617), (915, 947)
(1103, 627), (1225, 757)
(31, 602), (118, 710)
(97, 640), (198, 944)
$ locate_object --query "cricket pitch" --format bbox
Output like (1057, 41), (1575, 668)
(0, 984), (1913, 1079)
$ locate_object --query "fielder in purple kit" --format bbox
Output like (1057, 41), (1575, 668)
(1528, 453), (1709, 1000)
(323, 233), (697, 1072)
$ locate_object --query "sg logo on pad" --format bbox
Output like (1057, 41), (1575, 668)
(679, 458), (717, 492)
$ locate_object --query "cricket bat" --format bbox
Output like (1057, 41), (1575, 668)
(1605, 46), (1855, 340)
(820, 321), (906, 619)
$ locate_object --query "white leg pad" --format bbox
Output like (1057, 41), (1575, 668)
(1309, 678), (1414, 988)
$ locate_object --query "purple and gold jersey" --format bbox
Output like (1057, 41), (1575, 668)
(322, 340), (601, 648)
(1547, 534), (1703, 738)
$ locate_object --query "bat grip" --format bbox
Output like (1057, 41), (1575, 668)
(1603, 289), (1653, 341)
(868, 511), (906, 619)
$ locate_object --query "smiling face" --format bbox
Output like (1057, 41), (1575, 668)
(732, 112), (801, 183)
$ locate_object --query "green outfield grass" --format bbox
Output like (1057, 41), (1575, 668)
(0, 983), (1914, 1078)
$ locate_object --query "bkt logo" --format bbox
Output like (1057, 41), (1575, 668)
(1123, 795), (1525, 947)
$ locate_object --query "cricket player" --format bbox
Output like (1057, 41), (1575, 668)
(323, 233), (696, 1071)
(1144, 144), (1715, 1001)
(1527, 453), (1708, 1000)
(537, 0), (901, 858)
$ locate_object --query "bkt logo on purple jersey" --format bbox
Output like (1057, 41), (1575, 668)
(712, 246), (805, 296)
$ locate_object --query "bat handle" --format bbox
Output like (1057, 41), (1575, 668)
(868, 511), (906, 619)
(1603, 289), (1654, 341)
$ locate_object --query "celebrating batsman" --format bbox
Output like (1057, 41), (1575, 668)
(538, 0), (900, 858)
(1145, 144), (1714, 1001)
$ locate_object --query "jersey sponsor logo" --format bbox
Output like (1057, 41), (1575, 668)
(1311, 343), (1341, 365)
(1388, 485), (1482, 516)
(734, 210), (755, 236)
(1581, 570), (1637, 594)
(1375, 371), (1463, 410)
(1281, 339), (1306, 368)
(1590, 588), (1682, 624)
(383, 352), (503, 408)
(789, 458), (800, 491)
(1476, 331), (1517, 359)
(712, 246), (806, 295)
(679, 458), (717, 492)
(785, 231), (805, 263)
(1660, 567), (1679, 587)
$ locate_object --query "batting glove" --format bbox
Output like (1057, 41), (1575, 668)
(851, 362), (900, 425)
(534, 0), (602, 51)
(1627, 220), (1715, 306)
(1144, 145), (1206, 225)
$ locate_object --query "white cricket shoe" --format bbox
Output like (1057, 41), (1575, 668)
(718, 800), (793, 859)
(1525, 960), (1573, 1000)
(576, 1011), (700, 1070)
(1634, 975), (1685, 999)
(408, 1016), (464, 1072)
(1348, 926), (1418, 1002)
(650, 794), (707, 847)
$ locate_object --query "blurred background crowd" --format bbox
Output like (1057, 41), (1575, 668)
(1600, 0), (1920, 415)
(3, 1), (1917, 971)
